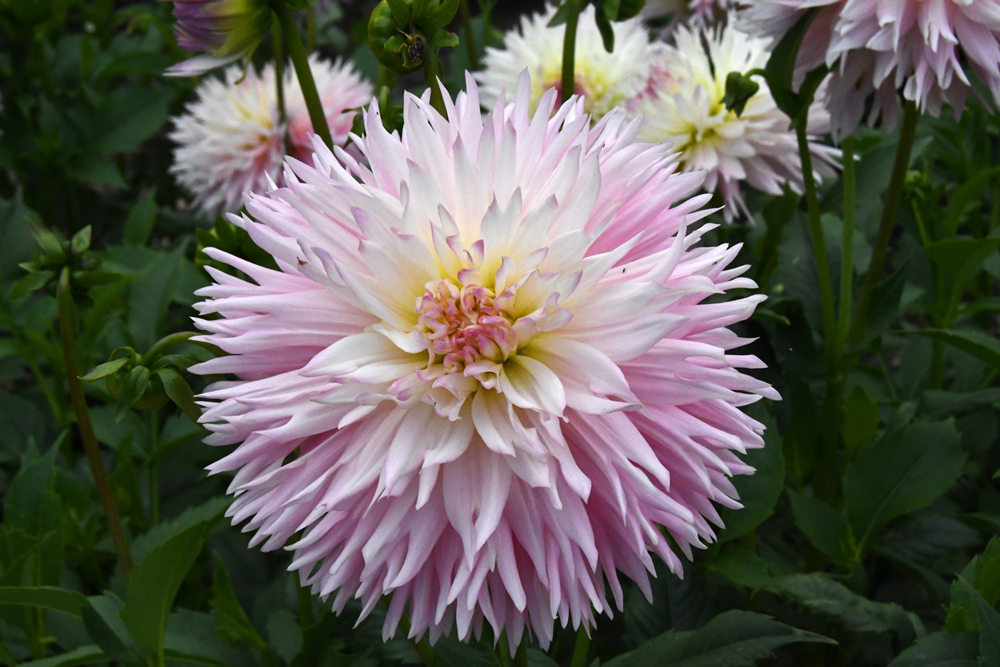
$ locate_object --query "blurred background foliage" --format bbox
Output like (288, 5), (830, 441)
(0, 0), (999, 666)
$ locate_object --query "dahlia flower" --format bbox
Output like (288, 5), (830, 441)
(192, 73), (777, 651)
(635, 19), (839, 219)
(739, 0), (1000, 135)
(475, 5), (669, 118)
(170, 56), (372, 218)
(166, 0), (271, 77)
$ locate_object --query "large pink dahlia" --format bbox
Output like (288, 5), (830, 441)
(192, 73), (778, 650)
(739, 0), (1000, 135)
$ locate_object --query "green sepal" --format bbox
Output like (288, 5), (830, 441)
(80, 358), (131, 382)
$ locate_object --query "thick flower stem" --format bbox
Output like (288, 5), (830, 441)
(58, 267), (134, 578)
(838, 137), (856, 344)
(513, 638), (528, 667)
(797, 125), (841, 506)
(274, 3), (332, 148)
(460, 0), (478, 70)
(846, 99), (919, 345)
(570, 626), (591, 667)
(795, 124), (838, 366)
(560, 0), (582, 106)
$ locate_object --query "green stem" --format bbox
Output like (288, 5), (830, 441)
(148, 410), (160, 526)
(838, 137), (856, 345)
(295, 576), (315, 627)
(569, 626), (591, 667)
(139, 331), (197, 367)
(846, 100), (919, 345)
(274, 3), (332, 148)
(306, 4), (315, 53)
(397, 609), (435, 667)
(459, 0), (478, 70)
(796, 123), (838, 366)
(560, 0), (582, 106)
(513, 638), (528, 667)
(423, 53), (447, 116)
(478, 0), (492, 48)
(272, 15), (288, 154)
(57, 267), (134, 578)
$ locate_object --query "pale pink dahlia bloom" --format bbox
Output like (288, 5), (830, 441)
(170, 56), (372, 218)
(635, 18), (839, 219)
(739, 0), (1000, 136)
(192, 73), (778, 650)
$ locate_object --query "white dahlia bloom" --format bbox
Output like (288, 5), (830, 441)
(475, 4), (669, 118)
(635, 19), (839, 219)
(170, 55), (372, 217)
(192, 74), (778, 650)
(739, 0), (1000, 136)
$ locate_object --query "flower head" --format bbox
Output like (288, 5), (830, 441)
(739, 0), (1000, 135)
(635, 19), (838, 219)
(170, 56), (372, 218)
(167, 0), (272, 77)
(192, 73), (777, 651)
(475, 5), (668, 118)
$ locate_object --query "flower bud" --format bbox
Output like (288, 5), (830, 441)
(166, 0), (272, 77)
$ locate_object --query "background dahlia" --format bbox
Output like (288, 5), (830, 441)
(475, 5), (668, 118)
(192, 74), (777, 650)
(169, 55), (371, 218)
(635, 19), (839, 219)
(167, 0), (272, 76)
(739, 0), (1000, 135)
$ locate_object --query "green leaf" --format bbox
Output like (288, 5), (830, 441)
(723, 72), (760, 117)
(705, 548), (771, 590)
(843, 420), (965, 551)
(120, 521), (210, 665)
(957, 577), (1000, 667)
(0, 586), (86, 617)
(81, 594), (144, 666)
(14, 645), (108, 667)
(719, 406), (784, 542)
(621, 609), (834, 667)
(210, 553), (266, 652)
(70, 227), (91, 255)
(925, 238), (1000, 287)
(593, 5), (615, 53)
(843, 385), (880, 456)
(942, 166), (1000, 237)
(788, 491), (853, 562)
(67, 155), (127, 189)
(907, 329), (1000, 373)
(156, 368), (201, 424)
(762, 8), (819, 119)
(164, 610), (251, 667)
(128, 497), (230, 566)
(947, 538), (1000, 633)
(886, 631), (978, 667)
(124, 189), (157, 246)
(767, 574), (920, 640)
(79, 358), (130, 382)
(73, 270), (122, 287)
(115, 365), (151, 422)
(9, 269), (55, 298)
(90, 87), (173, 154)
